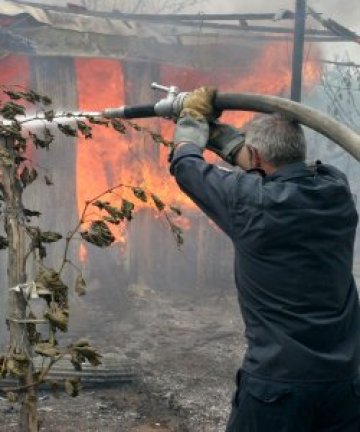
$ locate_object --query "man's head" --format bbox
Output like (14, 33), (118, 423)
(235, 114), (306, 174)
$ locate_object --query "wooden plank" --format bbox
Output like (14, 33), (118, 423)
(29, 56), (78, 267)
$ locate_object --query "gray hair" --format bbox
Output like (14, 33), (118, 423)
(244, 114), (306, 167)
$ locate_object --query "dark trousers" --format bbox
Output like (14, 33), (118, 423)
(226, 370), (360, 432)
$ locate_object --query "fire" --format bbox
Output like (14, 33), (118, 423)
(0, 54), (30, 88)
(0, 46), (320, 262)
(75, 43), (320, 256)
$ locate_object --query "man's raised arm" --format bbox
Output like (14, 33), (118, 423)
(169, 88), (245, 237)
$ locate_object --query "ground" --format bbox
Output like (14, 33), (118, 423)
(0, 288), (246, 431)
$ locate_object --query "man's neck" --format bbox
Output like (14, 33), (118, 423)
(261, 161), (278, 175)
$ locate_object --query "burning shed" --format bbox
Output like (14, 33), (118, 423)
(0, 0), (332, 345)
(1, 2), (360, 431)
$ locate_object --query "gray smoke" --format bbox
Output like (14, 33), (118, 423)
(189, 0), (359, 30)
(187, 1), (360, 61)
(17, 0), (360, 29)
(18, 0), (360, 60)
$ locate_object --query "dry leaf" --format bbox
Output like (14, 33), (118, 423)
(75, 275), (86, 296)
(64, 378), (80, 397)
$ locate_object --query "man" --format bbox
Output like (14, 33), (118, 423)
(170, 88), (360, 431)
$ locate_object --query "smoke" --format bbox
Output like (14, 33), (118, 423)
(17, 0), (360, 30)
(185, 1), (360, 61)
(189, 0), (359, 30)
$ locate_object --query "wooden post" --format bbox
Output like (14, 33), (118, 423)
(291, 0), (307, 102)
(29, 56), (78, 267)
(0, 134), (38, 431)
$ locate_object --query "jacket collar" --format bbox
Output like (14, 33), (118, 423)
(265, 161), (316, 182)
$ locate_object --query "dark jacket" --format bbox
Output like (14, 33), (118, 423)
(170, 143), (360, 382)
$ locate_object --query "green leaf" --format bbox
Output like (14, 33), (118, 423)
(0, 101), (26, 119)
(93, 200), (124, 221)
(149, 131), (172, 147)
(92, 200), (108, 210)
(44, 110), (55, 122)
(80, 220), (115, 248)
(128, 121), (142, 132)
(4, 90), (22, 100)
(20, 90), (41, 104)
(103, 216), (121, 225)
(151, 194), (165, 211)
(169, 205), (182, 216)
(29, 129), (54, 149)
(76, 120), (92, 139)
(111, 119), (126, 134)
(121, 199), (134, 221)
(132, 187), (147, 202)
(170, 224), (184, 248)
(41, 96), (52, 106)
(86, 116), (109, 126)
(40, 231), (62, 243)
(58, 124), (78, 137)
(23, 209), (42, 218)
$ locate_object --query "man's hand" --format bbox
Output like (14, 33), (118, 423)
(207, 122), (245, 165)
(180, 87), (218, 121)
(172, 87), (218, 152)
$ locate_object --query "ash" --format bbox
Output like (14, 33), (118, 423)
(121, 287), (246, 431)
(1, 288), (246, 431)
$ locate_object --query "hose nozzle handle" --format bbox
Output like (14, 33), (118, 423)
(103, 104), (156, 119)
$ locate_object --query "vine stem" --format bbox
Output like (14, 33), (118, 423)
(57, 182), (134, 275)
(57, 180), (183, 275)
(0, 352), (67, 394)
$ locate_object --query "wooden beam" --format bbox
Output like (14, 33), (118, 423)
(307, 6), (360, 44)
(11, 3), (295, 22)
(0, 28), (34, 53)
(175, 20), (335, 37)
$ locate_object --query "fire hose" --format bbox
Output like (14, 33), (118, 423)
(100, 83), (360, 162)
(23, 82), (360, 162)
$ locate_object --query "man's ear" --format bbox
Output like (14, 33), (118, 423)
(234, 144), (252, 170)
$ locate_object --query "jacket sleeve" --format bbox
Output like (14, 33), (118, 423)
(170, 143), (239, 237)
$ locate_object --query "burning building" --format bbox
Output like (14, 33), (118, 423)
(1, 2), (360, 431)
(0, 0), (346, 347)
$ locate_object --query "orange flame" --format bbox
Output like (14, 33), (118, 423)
(0, 54), (30, 88)
(75, 43), (321, 257)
